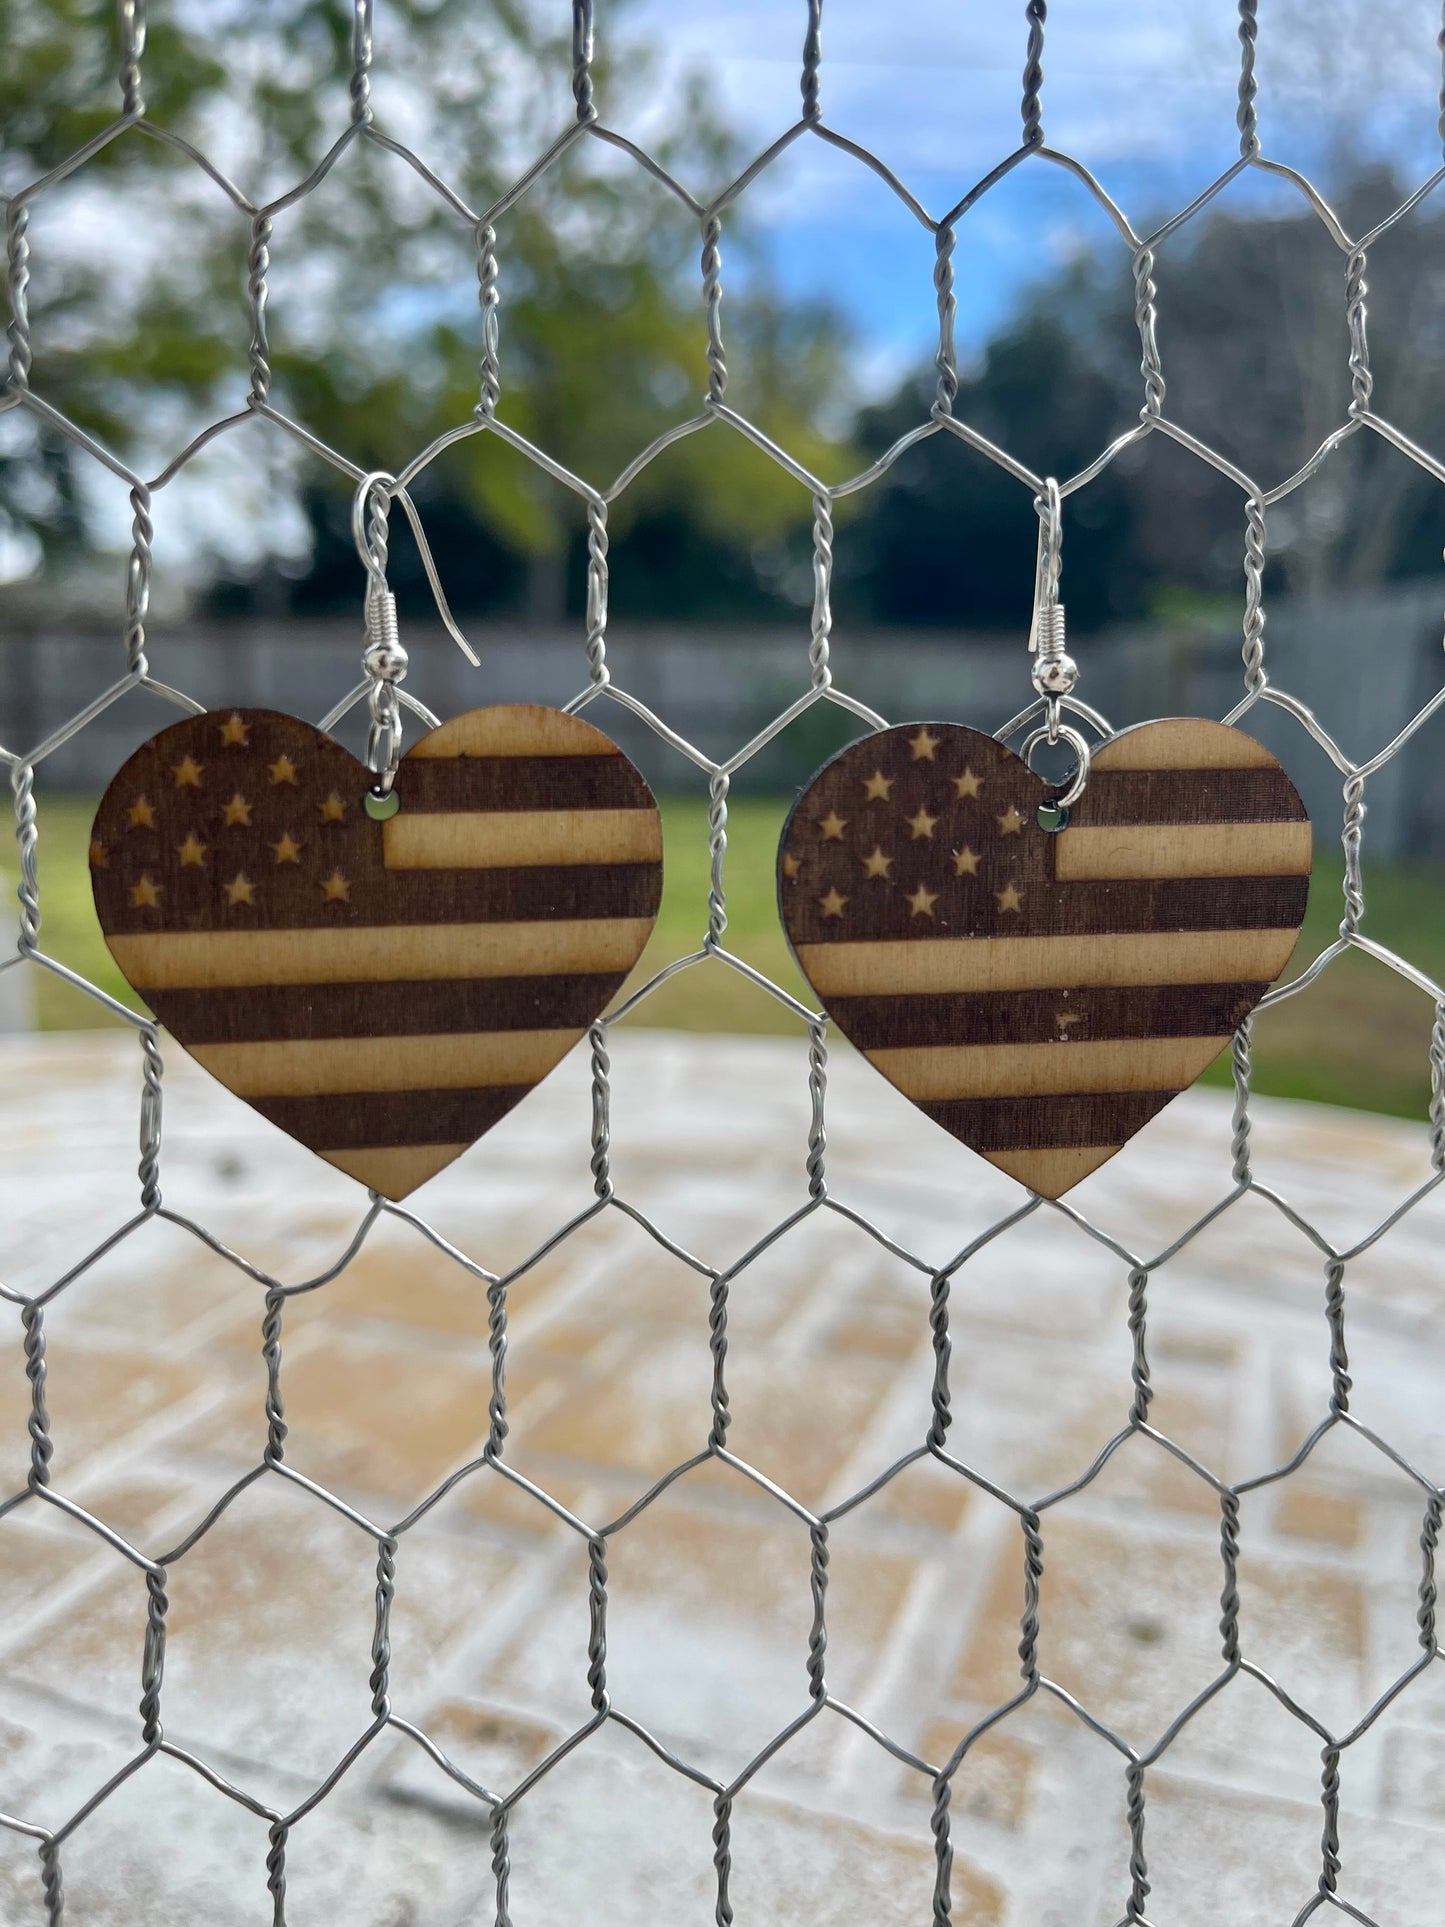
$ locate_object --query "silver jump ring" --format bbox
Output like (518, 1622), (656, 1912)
(1020, 720), (1091, 809)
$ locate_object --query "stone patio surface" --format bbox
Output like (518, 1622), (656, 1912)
(0, 1025), (1443, 1925)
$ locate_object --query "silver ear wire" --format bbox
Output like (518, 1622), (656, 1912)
(352, 471), (409, 799)
(1028, 476), (1077, 716)
(1026, 476), (1083, 780)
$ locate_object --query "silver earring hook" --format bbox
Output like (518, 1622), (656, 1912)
(350, 469), (480, 670)
(1022, 475), (1088, 823)
(1027, 476), (1078, 741)
(349, 471), (483, 814)
(352, 471), (408, 809)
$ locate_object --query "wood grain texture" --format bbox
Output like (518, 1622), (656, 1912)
(779, 717), (1311, 1198)
(92, 704), (662, 1199)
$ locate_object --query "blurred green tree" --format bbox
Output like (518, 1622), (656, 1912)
(848, 165), (1445, 632)
(0, 0), (855, 619)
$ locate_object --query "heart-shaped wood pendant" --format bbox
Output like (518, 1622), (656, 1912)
(92, 705), (662, 1199)
(779, 718), (1310, 1197)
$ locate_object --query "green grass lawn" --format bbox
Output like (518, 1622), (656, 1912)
(7, 793), (1444, 1123)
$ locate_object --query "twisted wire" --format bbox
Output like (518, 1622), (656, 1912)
(475, 224), (502, 419)
(247, 213), (274, 407)
(20, 1302), (53, 1489)
(1020, 0), (1046, 148)
(369, 1538), (397, 1716)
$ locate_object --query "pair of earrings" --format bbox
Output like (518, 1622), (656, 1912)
(89, 483), (1311, 1202)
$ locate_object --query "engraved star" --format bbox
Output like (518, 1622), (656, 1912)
(818, 887), (849, 918)
(997, 804), (1026, 836)
(269, 754), (299, 786)
(321, 870), (351, 903)
(88, 840), (108, 869)
(127, 796), (155, 829)
(172, 754), (204, 788)
(908, 726), (940, 761)
(224, 873), (255, 907)
(862, 769), (894, 801)
(907, 882), (939, 918)
(129, 874), (161, 909)
(319, 792), (347, 824)
(781, 852), (802, 880)
(271, 831), (302, 865)
(861, 846), (893, 879)
(906, 805), (938, 840)
(819, 810), (848, 840)
(952, 845), (980, 876)
(222, 793), (252, 827)
(953, 767), (983, 799)
(177, 831), (207, 868)
(996, 882), (1024, 914)
(218, 713), (249, 747)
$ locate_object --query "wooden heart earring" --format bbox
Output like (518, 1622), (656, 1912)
(778, 478), (1311, 1199)
(92, 473), (662, 1201)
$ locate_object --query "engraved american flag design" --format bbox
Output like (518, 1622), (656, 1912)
(91, 705), (662, 1200)
(779, 718), (1311, 1198)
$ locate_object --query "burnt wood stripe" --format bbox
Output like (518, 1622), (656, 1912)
(785, 874), (1309, 946)
(145, 973), (629, 1044)
(96, 859), (663, 935)
(252, 1084), (530, 1149)
(1065, 767), (1307, 826)
(827, 981), (1270, 1050)
(393, 755), (656, 813)
(919, 1089), (1178, 1151)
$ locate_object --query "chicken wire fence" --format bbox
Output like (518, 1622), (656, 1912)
(4, 0), (1445, 1922)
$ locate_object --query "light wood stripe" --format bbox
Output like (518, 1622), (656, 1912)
(1091, 719), (1278, 771)
(983, 1145), (1123, 1194)
(409, 706), (618, 758)
(190, 1029), (582, 1097)
(382, 809), (662, 869)
(108, 920), (655, 989)
(1055, 821), (1312, 880)
(795, 928), (1303, 997)
(320, 1144), (470, 1194)
(867, 1035), (1228, 1100)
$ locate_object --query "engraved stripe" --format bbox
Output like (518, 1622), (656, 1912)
(867, 1035), (1228, 1100)
(397, 755), (654, 813)
(146, 974), (629, 1043)
(408, 705), (621, 758)
(107, 920), (656, 988)
(1090, 719), (1277, 770)
(1054, 821), (1312, 880)
(1066, 767), (1307, 826)
(190, 1029), (583, 1097)
(319, 1144), (472, 1194)
(918, 1089), (1176, 1150)
(793, 928), (1304, 997)
(381, 809), (663, 869)
(783, 875), (1309, 945)
(96, 860), (662, 935)
(252, 1084), (528, 1149)
(826, 982), (1268, 1050)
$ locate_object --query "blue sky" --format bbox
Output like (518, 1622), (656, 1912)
(627, 0), (1445, 394)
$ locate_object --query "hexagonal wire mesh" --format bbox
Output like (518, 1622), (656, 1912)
(5, 0), (1445, 1922)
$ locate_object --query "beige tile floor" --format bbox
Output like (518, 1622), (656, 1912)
(0, 1019), (1443, 1925)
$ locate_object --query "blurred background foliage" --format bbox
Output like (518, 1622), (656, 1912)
(6, 2), (1445, 633)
